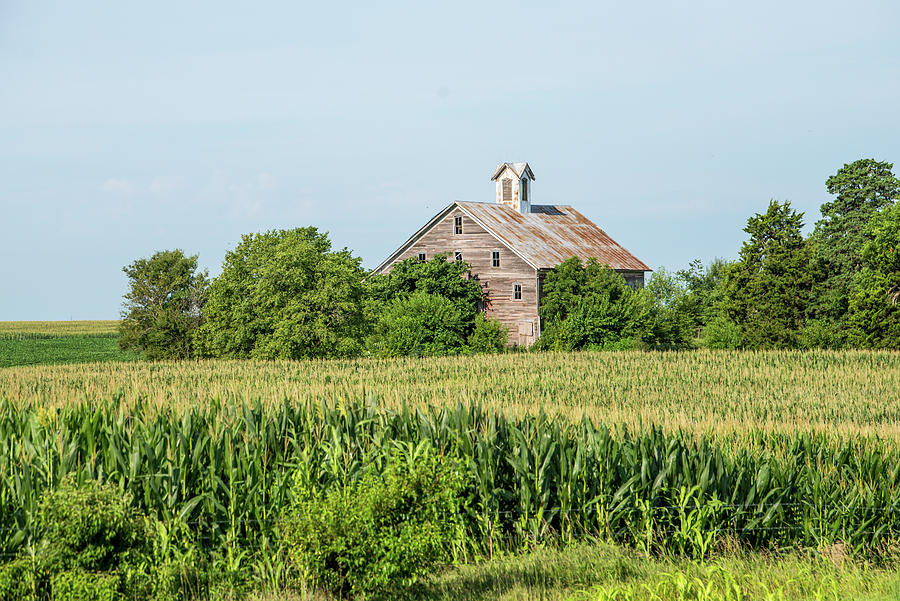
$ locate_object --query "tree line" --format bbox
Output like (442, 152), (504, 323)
(119, 158), (900, 359)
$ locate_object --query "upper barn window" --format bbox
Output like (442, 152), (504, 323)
(417, 252), (426, 262)
(513, 282), (522, 300)
(492, 250), (500, 267)
(454, 216), (463, 235)
(521, 179), (528, 202)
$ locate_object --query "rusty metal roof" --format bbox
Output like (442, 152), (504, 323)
(457, 202), (651, 271)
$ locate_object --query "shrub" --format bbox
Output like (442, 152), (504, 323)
(51, 570), (119, 601)
(702, 315), (744, 349)
(34, 476), (148, 574)
(0, 558), (38, 601)
(372, 291), (468, 357)
(467, 314), (509, 353)
(536, 258), (651, 350)
(281, 455), (465, 598)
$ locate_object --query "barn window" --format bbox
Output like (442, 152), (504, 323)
(454, 216), (463, 234)
(454, 251), (463, 262)
(492, 250), (500, 268)
(502, 178), (512, 203)
(513, 283), (522, 300)
(521, 179), (528, 202)
(417, 252), (426, 262)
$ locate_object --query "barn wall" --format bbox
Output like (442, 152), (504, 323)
(381, 207), (540, 346)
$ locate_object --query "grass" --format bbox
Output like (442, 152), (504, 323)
(419, 543), (900, 601)
(0, 320), (138, 368)
(248, 542), (900, 600)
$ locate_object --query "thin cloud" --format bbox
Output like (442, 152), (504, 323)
(101, 178), (132, 194)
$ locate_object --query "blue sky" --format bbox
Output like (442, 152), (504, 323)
(2, 1), (899, 319)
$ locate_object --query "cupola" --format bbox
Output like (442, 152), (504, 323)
(491, 162), (535, 213)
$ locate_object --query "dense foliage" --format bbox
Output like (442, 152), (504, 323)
(810, 159), (900, 341)
(119, 249), (208, 359)
(282, 451), (465, 597)
(535, 258), (650, 350)
(194, 228), (368, 359)
(719, 201), (813, 349)
(847, 202), (900, 348)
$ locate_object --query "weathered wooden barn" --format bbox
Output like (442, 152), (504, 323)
(374, 163), (650, 346)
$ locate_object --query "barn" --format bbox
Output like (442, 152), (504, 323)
(374, 163), (650, 346)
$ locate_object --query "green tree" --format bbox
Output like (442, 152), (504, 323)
(676, 258), (730, 339)
(371, 291), (468, 357)
(194, 227), (367, 359)
(640, 267), (692, 348)
(467, 313), (510, 353)
(721, 200), (813, 348)
(810, 159), (900, 339)
(368, 254), (485, 325)
(847, 202), (900, 348)
(119, 249), (208, 359)
(535, 257), (650, 350)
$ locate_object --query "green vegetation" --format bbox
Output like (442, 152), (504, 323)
(195, 227), (369, 360)
(119, 249), (208, 359)
(0, 394), (897, 598)
(720, 200), (813, 349)
(0, 331), (138, 368)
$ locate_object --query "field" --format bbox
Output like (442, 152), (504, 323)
(3, 349), (899, 441)
(0, 322), (899, 599)
(0, 320), (137, 368)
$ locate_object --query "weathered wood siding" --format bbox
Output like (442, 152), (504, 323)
(381, 207), (540, 346)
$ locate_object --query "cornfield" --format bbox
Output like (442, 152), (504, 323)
(0, 398), (897, 563)
(0, 349), (898, 566)
(2, 350), (899, 441)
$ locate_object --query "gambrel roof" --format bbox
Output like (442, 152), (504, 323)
(374, 201), (650, 274)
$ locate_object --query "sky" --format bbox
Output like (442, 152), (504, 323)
(2, 1), (899, 320)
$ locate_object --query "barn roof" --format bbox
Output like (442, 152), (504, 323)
(457, 202), (651, 271)
(373, 201), (650, 273)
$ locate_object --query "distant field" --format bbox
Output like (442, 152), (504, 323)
(0, 320), (119, 336)
(0, 320), (137, 368)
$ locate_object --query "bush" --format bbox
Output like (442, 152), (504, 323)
(51, 570), (119, 601)
(467, 314), (509, 353)
(372, 291), (468, 357)
(702, 315), (744, 349)
(535, 258), (651, 350)
(281, 455), (465, 598)
(0, 559), (38, 601)
(34, 476), (148, 574)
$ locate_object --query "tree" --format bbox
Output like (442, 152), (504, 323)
(535, 257), (650, 350)
(371, 291), (468, 357)
(721, 200), (813, 348)
(676, 258), (730, 338)
(119, 249), (208, 359)
(640, 267), (692, 348)
(367, 254), (485, 326)
(194, 227), (368, 359)
(847, 202), (900, 348)
(810, 159), (900, 338)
